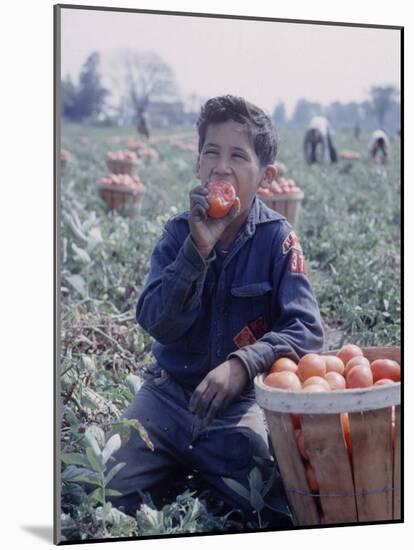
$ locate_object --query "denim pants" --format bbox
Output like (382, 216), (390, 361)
(105, 366), (275, 516)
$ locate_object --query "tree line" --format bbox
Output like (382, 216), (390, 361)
(61, 51), (400, 132)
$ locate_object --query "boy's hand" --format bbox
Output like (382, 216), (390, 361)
(188, 184), (241, 258)
(189, 358), (248, 421)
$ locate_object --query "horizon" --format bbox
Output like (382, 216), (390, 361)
(60, 7), (401, 117)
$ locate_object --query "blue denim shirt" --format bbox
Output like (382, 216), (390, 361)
(136, 197), (324, 388)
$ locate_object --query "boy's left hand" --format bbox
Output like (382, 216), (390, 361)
(189, 358), (248, 421)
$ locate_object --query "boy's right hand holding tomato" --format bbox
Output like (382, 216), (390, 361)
(188, 181), (241, 259)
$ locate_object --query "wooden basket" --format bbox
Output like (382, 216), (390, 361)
(259, 191), (304, 226)
(254, 346), (401, 526)
(98, 184), (145, 217)
(105, 159), (138, 175)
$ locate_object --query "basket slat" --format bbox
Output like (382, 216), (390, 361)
(106, 159), (137, 175)
(357, 346), (400, 363)
(301, 413), (357, 524)
(349, 407), (393, 521)
(393, 405), (401, 519)
(259, 191), (303, 226)
(98, 185), (145, 216)
(265, 411), (320, 525)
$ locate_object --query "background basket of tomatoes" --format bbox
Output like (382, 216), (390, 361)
(106, 150), (138, 175)
(98, 174), (146, 216)
(257, 178), (304, 227)
(60, 148), (71, 171)
(254, 346), (401, 527)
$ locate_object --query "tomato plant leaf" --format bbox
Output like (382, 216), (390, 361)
(249, 487), (264, 512)
(86, 447), (104, 473)
(61, 453), (90, 468)
(221, 477), (250, 501)
(105, 462), (126, 486)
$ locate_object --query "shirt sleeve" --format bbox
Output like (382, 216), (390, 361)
(136, 220), (216, 344)
(227, 225), (324, 381)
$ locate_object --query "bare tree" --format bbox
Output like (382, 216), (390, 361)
(108, 49), (178, 134)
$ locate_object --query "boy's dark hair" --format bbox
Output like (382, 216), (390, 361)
(196, 95), (278, 167)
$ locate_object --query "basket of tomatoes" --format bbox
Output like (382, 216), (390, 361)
(254, 345), (401, 526)
(257, 176), (304, 226)
(98, 173), (146, 216)
(60, 148), (71, 171)
(106, 150), (138, 175)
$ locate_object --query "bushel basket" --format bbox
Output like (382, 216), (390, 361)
(259, 190), (304, 226)
(98, 184), (145, 217)
(254, 346), (401, 526)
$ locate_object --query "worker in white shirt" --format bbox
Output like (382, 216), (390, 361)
(304, 116), (338, 165)
(368, 129), (390, 164)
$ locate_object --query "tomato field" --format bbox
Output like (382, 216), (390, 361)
(59, 123), (400, 541)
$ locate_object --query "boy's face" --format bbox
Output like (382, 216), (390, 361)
(197, 121), (274, 217)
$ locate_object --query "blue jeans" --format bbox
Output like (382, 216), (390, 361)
(105, 366), (275, 515)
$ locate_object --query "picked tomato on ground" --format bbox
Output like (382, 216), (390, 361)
(206, 180), (237, 218)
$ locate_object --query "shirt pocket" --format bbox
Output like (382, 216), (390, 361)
(230, 282), (273, 337)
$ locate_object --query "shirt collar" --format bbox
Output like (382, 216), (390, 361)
(244, 196), (285, 237)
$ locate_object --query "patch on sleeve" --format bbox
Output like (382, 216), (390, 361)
(282, 231), (303, 255)
(233, 325), (257, 348)
(290, 250), (307, 274)
(248, 316), (269, 339)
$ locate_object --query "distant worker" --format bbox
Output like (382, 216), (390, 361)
(304, 116), (337, 164)
(354, 124), (361, 142)
(137, 111), (150, 140)
(368, 129), (390, 164)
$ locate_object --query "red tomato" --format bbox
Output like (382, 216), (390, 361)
(297, 353), (326, 381)
(337, 344), (364, 365)
(206, 180), (237, 218)
(324, 355), (345, 375)
(325, 371), (346, 390)
(295, 428), (309, 461)
(346, 365), (373, 388)
(341, 413), (352, 452)
(305, 463), (319, 493)
(264, 371), (302, 391)
(371, 359), (400, 382)
(344, 356), (370, 377)
(302, 384), (327, 393)
(374, 378), (395, 386)
(270, 357), (298, 374)
(291, 413), (301, 430)
(257, 187), (271, 195)
(302, 376), (331, 390)
(269, 180), (280, 194)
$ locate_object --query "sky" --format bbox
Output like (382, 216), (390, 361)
(60, 7), (401, 116)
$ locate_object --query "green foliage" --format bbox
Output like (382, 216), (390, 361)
(277, 129), (400, 348)
(223, 457), (292, 529)
(134, 490), (233, 535)
(61, 427), (126, 539)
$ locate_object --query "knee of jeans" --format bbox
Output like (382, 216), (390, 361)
(199, 428), (270, 478)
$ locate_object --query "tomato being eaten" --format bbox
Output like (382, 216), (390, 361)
(206, 180), (237, 218)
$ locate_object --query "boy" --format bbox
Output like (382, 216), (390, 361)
(106, 95), (324, 521)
